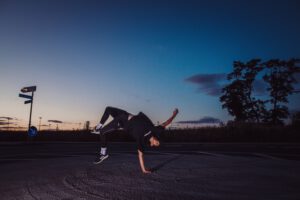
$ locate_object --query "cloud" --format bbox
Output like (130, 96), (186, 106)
(0, 122), (16, 125)
(185, 73), (227, 96)
(177, 116), (222, 124)
(185, 72), (300, 97)
(0, 117), (14, 120)
(48, 120), (63, 123)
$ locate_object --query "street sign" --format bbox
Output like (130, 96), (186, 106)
(19, 93), (33, 100)
(21, 86), (36, 93)
(19, 85), (37, 138)
(24, 100), (32, 104)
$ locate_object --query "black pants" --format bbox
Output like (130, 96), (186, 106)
(99, 107), (130, 147)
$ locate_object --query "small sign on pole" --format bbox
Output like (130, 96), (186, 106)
(19, 93), (33, 100)
(24, 100), (32, 104)
(21, 86), (36, 93)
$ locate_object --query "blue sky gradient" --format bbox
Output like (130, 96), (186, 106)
(1, 0), (300, 129)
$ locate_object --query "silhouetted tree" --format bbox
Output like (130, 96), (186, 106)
(241, 59), (266, 122)
(221, 58), (299, 124)
(221, 59), (265, 122)
(263, 59), (300, 125)
(220, 80), (248, 122)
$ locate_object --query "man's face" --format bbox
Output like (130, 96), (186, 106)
(149, 137), (160, 147)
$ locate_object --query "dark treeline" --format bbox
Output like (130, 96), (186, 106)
(1, 124), (300, 143)
(220, 58), (300, 125)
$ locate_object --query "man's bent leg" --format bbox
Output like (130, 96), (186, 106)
(99, 106), (129, 125)
(92, 107), (129, 134)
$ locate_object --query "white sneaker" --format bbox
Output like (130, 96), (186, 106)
(95, 123), (103, 130)
(91, 123), (103, 134)
(94, 154), (109, 164)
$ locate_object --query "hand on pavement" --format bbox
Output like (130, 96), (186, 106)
(142, 169), (152, 174)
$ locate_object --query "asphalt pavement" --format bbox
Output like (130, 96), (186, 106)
(0, 142), (300, 200)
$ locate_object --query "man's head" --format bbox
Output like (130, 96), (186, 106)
(148, 125), (164, 147)
(149, 136), (160, 147)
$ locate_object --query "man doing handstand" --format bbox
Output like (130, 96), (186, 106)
(92, 106), (179, 173)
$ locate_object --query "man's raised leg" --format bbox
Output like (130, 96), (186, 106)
(92, 106), (129, 134)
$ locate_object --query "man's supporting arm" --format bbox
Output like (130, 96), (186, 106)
(160, 108), (179, 128)
(138, 150), (151, 174)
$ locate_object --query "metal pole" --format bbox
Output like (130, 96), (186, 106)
(39, 117), (42, 131)
(28, 91), (34, 131)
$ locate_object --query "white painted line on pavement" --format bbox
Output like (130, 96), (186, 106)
(252, 153), (284, 160)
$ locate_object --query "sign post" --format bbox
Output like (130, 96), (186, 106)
(19, 86), (37, 134)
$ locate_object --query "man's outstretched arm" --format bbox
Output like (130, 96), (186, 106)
(160, 108), (179, 128)
(138, 150), (151, 174)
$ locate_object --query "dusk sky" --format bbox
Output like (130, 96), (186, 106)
(1, 0), (300, 129)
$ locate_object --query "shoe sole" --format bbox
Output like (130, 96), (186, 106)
(93, 155), (109, 164)
(91, 130), (100, 134)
